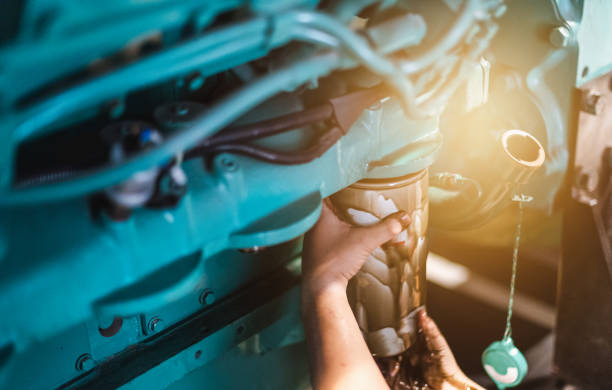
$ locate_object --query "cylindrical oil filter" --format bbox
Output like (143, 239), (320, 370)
(330, 169), (428, 357)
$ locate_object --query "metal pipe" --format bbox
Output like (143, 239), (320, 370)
(430, 129), (545, 230)
(191, 104), (334, 150)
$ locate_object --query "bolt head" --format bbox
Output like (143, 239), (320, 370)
(148, 317), (164, 333)
(549, 26), (571, 48)
(75, 353), (96, 372)
(199, 289), (215, 305)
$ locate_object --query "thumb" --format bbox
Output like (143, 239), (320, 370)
(354, 211), (411, 251)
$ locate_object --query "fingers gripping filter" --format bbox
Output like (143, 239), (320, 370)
(330, 169), (428, 357)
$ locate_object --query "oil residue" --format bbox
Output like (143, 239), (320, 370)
(375, 194), (531, 389)
(375, 341), (429, 390)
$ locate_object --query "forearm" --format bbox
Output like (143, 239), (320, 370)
(301, 283), (389, 390)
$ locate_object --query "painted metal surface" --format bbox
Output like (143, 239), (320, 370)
(0, 94), (438, 389)
(2, 0), (609, 389)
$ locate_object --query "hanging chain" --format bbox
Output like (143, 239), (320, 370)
(503, 193), (532, 340)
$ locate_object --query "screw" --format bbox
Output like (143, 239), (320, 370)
(581, 90), (605, 115)
(147, 316), (165, 333)
(75, 353), (96, 372)
(549, 26), (571, 48)
(199, 289), (215, 306)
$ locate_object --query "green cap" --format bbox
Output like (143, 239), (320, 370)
(482, 337), (528, 389)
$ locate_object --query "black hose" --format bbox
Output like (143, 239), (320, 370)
(185, 103), (334, 159)
(207, 126), (345, 165)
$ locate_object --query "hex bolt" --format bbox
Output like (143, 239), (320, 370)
(581, 90), (605, 115)
(147, 316), (165, 333)
(75, 353), (96, 372)
(199, 289), (215, 306)
(549, 26), (571, 48)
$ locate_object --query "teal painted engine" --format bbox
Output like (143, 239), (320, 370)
(0, 0), (609, 389)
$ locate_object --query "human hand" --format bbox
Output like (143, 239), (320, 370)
(302, 199), (411, 297)
(418, 310), (484, 390)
